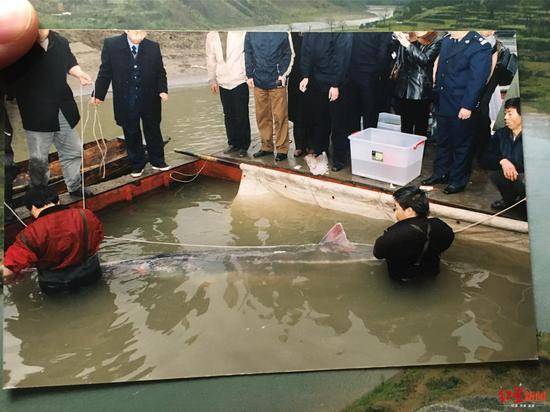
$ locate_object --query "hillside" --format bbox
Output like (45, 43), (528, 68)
(31, 0), (393, 29)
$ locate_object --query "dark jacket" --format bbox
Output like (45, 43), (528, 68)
(244, 32), (293, 90)
(349, 32), (394, 85)
(300, 32), (352, 89)
(433, 31), (492, 117)
(4, 205), (104, 274)
(94, 34), (168, 126)
(477, 39), (502, 118)
(288, 32), (306, 124)
(480, 127), (524, 172)
(373, 216), (454, 281)
(395, 39), (441, 101)
(6, 31), (80, 132)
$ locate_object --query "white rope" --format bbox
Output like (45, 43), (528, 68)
(453, 197), (527, 234)
(169, 162), (207, 183)
(3, 202), (28, 227)
(79, 84), (86, 208)
(79, 82), (110, 207)
(91, 95), (108, 179)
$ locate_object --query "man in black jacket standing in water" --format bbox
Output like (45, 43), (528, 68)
(374, 186), (455, 282)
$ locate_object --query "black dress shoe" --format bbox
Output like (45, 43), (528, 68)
(491, 199), (508, 210)
(70, 187), (94, 198)
(443, 185), (465, 195)
(253, 150), (273, 158)
(275, 153), (287, 161)
(421, 175), (448, 185)
(238, 149), (248, 157)
(331, 162), (345, 172)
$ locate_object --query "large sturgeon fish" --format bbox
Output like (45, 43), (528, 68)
(101, 223), (376, 277)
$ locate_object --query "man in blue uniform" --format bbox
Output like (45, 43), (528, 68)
(422, 31), (492, 194)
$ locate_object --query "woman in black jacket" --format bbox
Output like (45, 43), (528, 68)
(393, 31), (441, 137)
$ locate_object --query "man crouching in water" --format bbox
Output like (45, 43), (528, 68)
(374, 186), (454, 281)
(3, 186), (104, 295)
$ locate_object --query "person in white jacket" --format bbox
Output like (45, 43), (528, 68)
(206, 31), (251, 157)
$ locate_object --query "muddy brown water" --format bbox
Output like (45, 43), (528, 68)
(3, 177), (537, 388)
(11, 86), (251, 163)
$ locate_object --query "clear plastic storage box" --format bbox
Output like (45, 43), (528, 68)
(348, 128), (426, 186)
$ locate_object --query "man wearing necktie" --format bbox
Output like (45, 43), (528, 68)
(93, 30), (169, 178)
(422, 31), (492, 194)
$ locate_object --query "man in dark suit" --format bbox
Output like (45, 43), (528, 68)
(299, 32), (353, 171)
(93, 30), (169, 178)
(422, 31), (492, 194)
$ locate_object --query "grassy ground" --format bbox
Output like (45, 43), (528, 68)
(364, 0), (550, 114)
(343, 333), (550, 411)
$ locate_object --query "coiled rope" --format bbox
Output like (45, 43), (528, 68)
(79, 82), (110, 209)
(169, 162), (207, 183)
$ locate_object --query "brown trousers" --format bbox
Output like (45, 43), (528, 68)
(253, 86), (289, 154)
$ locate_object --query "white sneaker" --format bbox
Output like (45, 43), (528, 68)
(152, 164), (170, 171)
(131, 169), (144, 178)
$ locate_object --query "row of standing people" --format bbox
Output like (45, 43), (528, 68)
(209, 29), (516, 189)
(207, 31), (397, 171)
(3, 29), (520, 209)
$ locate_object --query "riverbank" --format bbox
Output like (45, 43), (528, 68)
(35, 1), (371, 30)
(344, 333), (550, 411)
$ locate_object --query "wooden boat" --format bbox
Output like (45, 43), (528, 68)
(12, 138), (128, 195)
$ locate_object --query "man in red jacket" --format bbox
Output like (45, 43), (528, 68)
(3, 186), (104, 295)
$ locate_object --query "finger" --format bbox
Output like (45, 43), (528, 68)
(0, 0), (39, 69)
